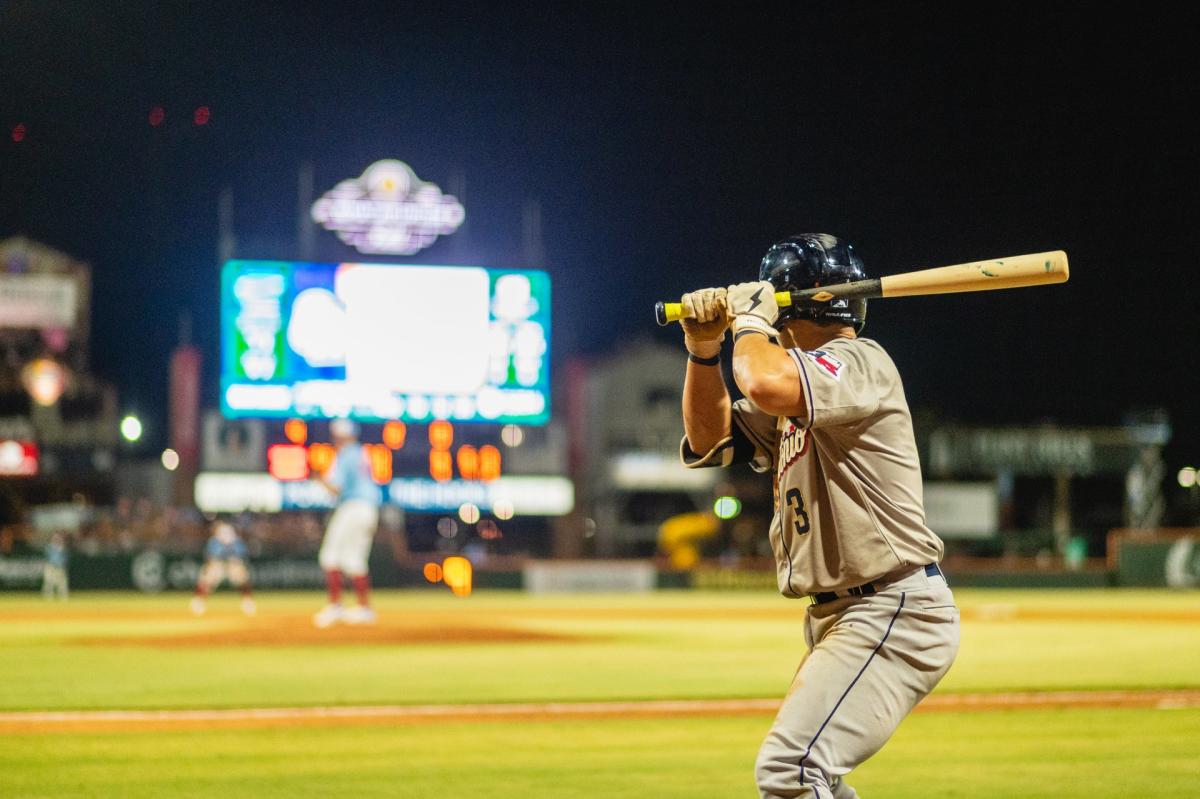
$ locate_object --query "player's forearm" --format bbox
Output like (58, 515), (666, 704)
(732, 333), (802, 416)
(682, 360), (731, 455)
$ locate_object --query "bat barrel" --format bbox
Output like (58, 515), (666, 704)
(879, 250), (1068, 297)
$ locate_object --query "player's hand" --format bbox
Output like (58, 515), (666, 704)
(679, 287), (729, 358)
(726, 281), (779, 339)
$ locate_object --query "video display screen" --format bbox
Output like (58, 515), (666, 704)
(221, 260), (550, 424)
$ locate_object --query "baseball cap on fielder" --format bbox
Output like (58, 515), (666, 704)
(330, 418), (359, 439)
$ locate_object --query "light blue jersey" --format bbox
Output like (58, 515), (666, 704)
(205, 535), (248, 561)
(44, 542), (68, 569)
(330, 443), (382, 506)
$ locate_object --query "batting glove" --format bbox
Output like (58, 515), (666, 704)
(726, 281), (779, 339)
(680, 287), (729, 359)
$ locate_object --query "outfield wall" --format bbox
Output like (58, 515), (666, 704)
(4, 551), (1190, 592)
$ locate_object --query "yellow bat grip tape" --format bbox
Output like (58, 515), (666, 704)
(657, 291), (792, 325)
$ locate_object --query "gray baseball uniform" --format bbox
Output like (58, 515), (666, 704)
(682, 335), (960, 798)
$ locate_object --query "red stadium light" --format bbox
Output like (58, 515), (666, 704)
(193, 106), (211, 125)
(268, 444), (309, 481)
(148, 106), (165, 127)
(11, 124), (27, 143)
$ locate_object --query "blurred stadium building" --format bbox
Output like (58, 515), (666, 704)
(1, 237), (120, 534)
(2, 163), (1198, 594)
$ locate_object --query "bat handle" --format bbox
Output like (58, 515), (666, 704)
(655, 302), (682, 326)
(655, 292), (792, 326)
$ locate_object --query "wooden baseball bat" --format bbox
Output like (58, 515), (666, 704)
(654, 250), (1069, 326)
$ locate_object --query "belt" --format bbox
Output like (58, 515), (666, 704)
(810, 563), (945, 605)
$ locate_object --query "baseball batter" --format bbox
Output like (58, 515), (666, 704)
(678, 234), (960, 798)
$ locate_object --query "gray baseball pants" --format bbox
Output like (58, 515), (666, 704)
(755, 566), (960, 798)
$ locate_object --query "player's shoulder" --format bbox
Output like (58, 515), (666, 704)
(801, 336), (901, 384)
(822, 336), (895, 364)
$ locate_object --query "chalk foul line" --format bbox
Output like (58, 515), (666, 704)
(2, 690), (1198, 731)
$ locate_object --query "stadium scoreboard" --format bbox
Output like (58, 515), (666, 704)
(221, 260), (550, 425)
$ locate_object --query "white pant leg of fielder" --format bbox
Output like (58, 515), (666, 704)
(199, 560), (228, 591)
(319, 500), (379, 576)
(42, 566), (68, 600)
(755, 573), (959, 799)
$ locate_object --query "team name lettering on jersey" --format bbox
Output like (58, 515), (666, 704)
(803, 349), (844, 380)
(777, 421), (809, 476)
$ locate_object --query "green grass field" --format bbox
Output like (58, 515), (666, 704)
(2, 589), (1199, 797)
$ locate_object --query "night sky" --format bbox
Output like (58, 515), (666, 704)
(2, 4), (1196, 464)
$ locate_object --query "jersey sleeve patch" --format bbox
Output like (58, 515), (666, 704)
(802, 348), (844, 381)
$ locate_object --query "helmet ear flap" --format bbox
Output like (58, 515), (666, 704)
(852, 299), (868, 334)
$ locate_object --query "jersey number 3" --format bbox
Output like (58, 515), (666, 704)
(784, 488), (811, 535)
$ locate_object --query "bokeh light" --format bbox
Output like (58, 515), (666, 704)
(458, 503), (481, 524)
(193, 106), (210, 125)
(423, 562), (443, 582)
(456, 445), (479, 480)
(161, 448), (180, 471)
(21, 359), (68, 406)
(120, 415), (143, 442)
(442, 556), (473, 597)
(308, 442), (335, 475)
(429, 420), (453, 451)
(382, 421), (407, 449)
(1179, 467), (1197, 489)
(284, 418), (308, 444)
(500, 425), (524, 447)
(148, 106), (165, 126)
(366, 443), (392, 485)
(479, 445), (501, 481)
(429, 449), (452, 482)
(11, 123), (26, 142)
(493, 500), (514, 520)
(436, 517), (458, 538)
(713, 496), (742, 520)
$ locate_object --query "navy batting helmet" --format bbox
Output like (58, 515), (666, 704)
(758, 234), (868, 333)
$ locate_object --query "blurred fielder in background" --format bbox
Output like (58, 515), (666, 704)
(313, 419), (381, 627)
(679, 234), (960, 799)
(42, 532), (69, 601)
(191, 520), (256, 616)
